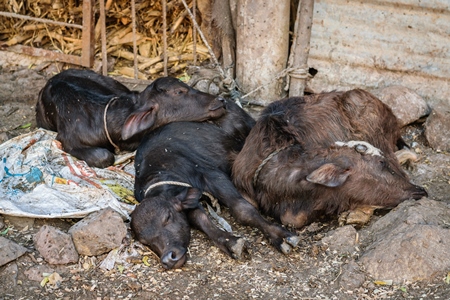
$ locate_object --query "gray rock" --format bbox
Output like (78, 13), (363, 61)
(24, 265), (55, 282)
(321, 225), (358, 254)
(0, 215), (4, 230)
(0, 132), (8, 144)
(425, 105), (450, 151)
(0, 262), (18, 288)
(34, 225), (79, 265)
(0, 236), (28, 266)
(69, 208), (127, 256)
(338, 261), (366, 290)
(359, 198), (450, 283)
(374, 85), (430, 127)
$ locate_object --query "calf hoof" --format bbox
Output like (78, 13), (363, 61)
(280, 241), (292, 255)
(278, 234), (302, 255)
(229, 237), (249, 260)
(219, 236), (250, 260)
(286, 235), (301, 248)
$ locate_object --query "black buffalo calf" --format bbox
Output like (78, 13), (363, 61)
(131, 100), (300, 269)
(35, 69), (226, 168)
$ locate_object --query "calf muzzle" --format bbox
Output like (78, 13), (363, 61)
(161, 247), (187, 269)
(411, 185), (428, 199)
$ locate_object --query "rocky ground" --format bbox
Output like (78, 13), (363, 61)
(0, 61), (449, 300)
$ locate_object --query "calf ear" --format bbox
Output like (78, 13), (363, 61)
(121, 103), (159, 140)
(306, 163), (350, 187)
(173, 187), (202, 211)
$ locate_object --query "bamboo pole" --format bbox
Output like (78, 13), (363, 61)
(193, 0), (197, 65)
(162, 0), (168, 76)
(131, 0), (138, 79)
(288, 0), (315, 97)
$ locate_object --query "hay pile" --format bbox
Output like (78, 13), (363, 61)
(0, 0), (210, 79)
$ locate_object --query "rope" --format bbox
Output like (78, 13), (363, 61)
(241, 67), (309, 100)
(144, 180), (219, 210)
(253, 145), (293, 186)
(103, 97), (121, 154)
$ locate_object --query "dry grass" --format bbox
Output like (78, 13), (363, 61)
(0, 0), (209, 79)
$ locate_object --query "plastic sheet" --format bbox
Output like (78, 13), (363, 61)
(0, 129), (136, 219)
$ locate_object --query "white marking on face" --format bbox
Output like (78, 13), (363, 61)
(335, 141), (383, 157)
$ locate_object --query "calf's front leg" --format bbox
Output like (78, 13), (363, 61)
(187, 206), (249, 260)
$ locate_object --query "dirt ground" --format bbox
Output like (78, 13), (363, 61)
(0, 63), (449, 300)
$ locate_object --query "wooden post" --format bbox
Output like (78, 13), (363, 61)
(288, 0), (315, 97)
(81, 0), (95, 67)
(235, 0), (290, 105)
(99, 0), (108, 75)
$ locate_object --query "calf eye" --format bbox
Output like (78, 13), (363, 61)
(355, 144), (368, 154)
(163, 212), (172, 225)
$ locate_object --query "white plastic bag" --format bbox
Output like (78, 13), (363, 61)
(0, 129), (136, 219)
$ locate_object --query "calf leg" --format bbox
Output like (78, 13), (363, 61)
(186, 207), (248, 260)
(206, 176), (300, 254)
(67, 147), (115, 168)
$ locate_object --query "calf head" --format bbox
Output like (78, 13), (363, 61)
(130, 186), (201, 269)
(122, 77), (226, 140)
(281, 141), (427, 227)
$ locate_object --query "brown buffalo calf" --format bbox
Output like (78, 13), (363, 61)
(36, 69), (226, 168)
(232, 90), (427, 228)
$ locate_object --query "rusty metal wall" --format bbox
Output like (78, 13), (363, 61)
(307, 0), (450, 107)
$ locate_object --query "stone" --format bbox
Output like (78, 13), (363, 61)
(425, 105), (450, 151)
(321, 225), (358, 254)
(359, 198), (450, 283)
(68, 208), (127, 256)
(374, 85), (430, 127)
(24, 265), (55, 282)
(33, 225), (79, 265)
(0, 236), (28, 267)
(338, 261), (366, 290)
(0, 262), (18, 289)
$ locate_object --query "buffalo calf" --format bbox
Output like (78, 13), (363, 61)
(131, 100), (300, 269)
(232, 90), (427, 228)
(35, 69), (226, 168)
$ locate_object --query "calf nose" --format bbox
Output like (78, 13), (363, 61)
(161, 248), (187, 269)
(412, 185), (428, 199)
(209, 96), (226, 111)
(217, 96), (226, 104)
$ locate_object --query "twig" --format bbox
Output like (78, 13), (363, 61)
(0, 11), (83, 29)
(179, 0), (224, 78)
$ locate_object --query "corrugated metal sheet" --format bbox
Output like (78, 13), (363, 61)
(307, 0), (450, 107)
